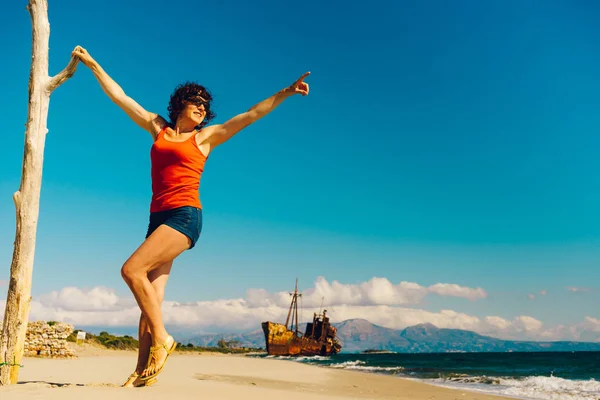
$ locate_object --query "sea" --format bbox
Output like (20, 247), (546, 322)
(265, 351), (600, 400)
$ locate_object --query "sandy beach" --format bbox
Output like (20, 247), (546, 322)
(0, 345), (513, 400)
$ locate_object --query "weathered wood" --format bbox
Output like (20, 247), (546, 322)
(0, 0), (78, 385)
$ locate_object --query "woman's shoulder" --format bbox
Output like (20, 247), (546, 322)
(150, 116), (170, 140)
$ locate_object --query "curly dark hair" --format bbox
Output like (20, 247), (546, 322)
(167, 82), (216, 129)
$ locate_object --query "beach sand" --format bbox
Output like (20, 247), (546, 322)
(0, 345), (511, 400)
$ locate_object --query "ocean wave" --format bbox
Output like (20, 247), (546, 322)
(294, 355), (331, 362)
(328, 360), (405, 373)
(501, 376), (600, 400)
(431, 375), (600, 400)
(329, 360), (366, 368)
(439, 374), (502, 385)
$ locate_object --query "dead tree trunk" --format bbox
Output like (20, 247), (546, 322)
(0, 0), (78, 385)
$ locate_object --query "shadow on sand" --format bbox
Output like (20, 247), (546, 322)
(17, 381), (118, 388)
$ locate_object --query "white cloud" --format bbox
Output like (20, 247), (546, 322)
(527, 290), (547, 301)
(0, 278), (597, 342)
(528, 289), (548, 300)
(478, 315), (546, 340)
(37, 286), (132, 312)
(483, 316), (511, 330)
(582, 317), (600, 332)
(524, 317), (600, 342)
(567, 286), (591, 293)
(513, 316), (544, 332)
(245, 277), (484, 308)
(428, 283), (487, 301)
(291, 277), (430, 307)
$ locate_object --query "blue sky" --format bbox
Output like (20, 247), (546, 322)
(1, 0), (600, 340)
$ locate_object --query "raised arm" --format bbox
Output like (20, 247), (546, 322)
(72, 46), (166, 138)
(204, 72), (310, 149)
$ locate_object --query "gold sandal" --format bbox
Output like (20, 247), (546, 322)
(140, 335), (177, 381)
(122, 371), (158, 387)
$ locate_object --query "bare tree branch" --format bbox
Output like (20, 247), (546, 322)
(46, 55), (79, 93)
(1, 0), (78, 385)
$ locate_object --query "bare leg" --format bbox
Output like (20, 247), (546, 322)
(136, 315), (150, 374)
(122, 261), (173, 387)
(135, 261), (173, 373)
(121, 225), (190, 378)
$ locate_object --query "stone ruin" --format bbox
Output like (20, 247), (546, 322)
(24, 321), (76, 358)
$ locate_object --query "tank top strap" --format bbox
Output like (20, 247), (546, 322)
(155, 125), (169, 141)
(187, 129), (200, 142)
(188, 129), (209, 158)
(187, 129), (201, 148)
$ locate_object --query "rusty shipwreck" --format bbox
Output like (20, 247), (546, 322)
(261, 280), (342, 356)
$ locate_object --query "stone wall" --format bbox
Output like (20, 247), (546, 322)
(24, 321), (76, 358)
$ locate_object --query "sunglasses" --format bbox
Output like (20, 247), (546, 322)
(185, 94), (208, 106)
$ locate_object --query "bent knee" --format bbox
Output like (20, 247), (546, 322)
(121, 262), (144, 282)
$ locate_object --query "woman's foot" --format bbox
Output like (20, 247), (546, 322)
(122, 371), (158, 387)
(122, 372), (144, 387)
(141, 335), (177, 380)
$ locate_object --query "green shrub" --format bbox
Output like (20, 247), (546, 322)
(68, 329), (263, 354)
(67, 330), (139, 350)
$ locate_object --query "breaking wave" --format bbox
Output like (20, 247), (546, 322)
(430, 375), (600, 400)
(262, 351), (600, 400)
(328, 360), (405, 373)
(288, 353), (600, 400)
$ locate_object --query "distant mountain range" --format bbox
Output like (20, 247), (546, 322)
(177, 319), (600, 353)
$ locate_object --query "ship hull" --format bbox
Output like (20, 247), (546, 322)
(261, 321), (340, 356)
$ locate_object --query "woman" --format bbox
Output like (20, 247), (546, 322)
(71, 45), (309, 387)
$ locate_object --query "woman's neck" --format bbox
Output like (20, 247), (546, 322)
(173, 122), (197, 136)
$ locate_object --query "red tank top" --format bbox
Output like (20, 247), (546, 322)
(149, 127), (207, 212)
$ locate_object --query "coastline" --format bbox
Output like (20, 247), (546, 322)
(0, 347), (514, 400)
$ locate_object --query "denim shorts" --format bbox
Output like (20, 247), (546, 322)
(145, 206), (202, 249)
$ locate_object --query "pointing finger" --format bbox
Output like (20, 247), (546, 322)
(294, 71), (311, 84)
